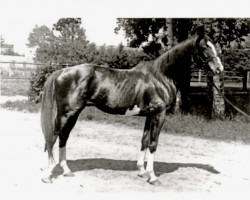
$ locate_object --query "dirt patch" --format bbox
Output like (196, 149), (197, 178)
(1, 108), (250, 198)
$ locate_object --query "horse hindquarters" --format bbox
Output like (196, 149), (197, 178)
(41, 66), (92, 182)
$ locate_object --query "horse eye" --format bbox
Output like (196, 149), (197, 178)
(202, 46), (207, 50)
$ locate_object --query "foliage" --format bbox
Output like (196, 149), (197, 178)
(53, 18), (82, 32)
(27, 18), (89, 102)
(27, 19), (89, 65)
(28, 65), (62, 102)
(27, 25), (52, 48)
(115, 18), (167, 57)
(93, 43), (152, 69)
(221, 49), (250, 74)
(115, 18), (250, 57)
(190, 18), (249, 50)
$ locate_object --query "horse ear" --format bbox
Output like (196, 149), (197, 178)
(195, 26), (205, 46)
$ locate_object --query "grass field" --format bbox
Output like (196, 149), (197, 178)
(1, 78), (30, 96)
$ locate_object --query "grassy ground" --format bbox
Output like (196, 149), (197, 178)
(1, 78), (30, 96)
(1, 98), (249, 145)
(79, 106), (250, 144)
(0, 99), (40, 113)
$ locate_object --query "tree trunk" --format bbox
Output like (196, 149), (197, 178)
(207, 74), (225, 119)
(166, 18), (174, 49)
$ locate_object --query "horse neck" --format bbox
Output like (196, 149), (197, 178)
(155, 37), (196, 86)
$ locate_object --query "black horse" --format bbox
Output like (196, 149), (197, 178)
(41, 33), (223, 185)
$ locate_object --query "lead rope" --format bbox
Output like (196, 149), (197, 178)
(211, 82), (250, 120)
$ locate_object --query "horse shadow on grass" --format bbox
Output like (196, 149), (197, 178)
(52, 158), (220, 177)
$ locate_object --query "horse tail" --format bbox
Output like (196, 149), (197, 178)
(41, 70), (62, 153)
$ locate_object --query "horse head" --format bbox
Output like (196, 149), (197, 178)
(193, 33), (224, 75)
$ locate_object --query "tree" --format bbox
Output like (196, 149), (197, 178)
(115, 18), (250, 56)
(27, 18), (90, 102)
(53, 18), (82, 32)
(27, 18), (89, 65)
(27, 25), (52, 48)
(115, 18), (167, 57)
(166, 19), (174, 49)
(189, 18), (249, 51)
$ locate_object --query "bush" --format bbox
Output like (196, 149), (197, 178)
(28, 65), (63, 102)
(222, 49), (250, 73)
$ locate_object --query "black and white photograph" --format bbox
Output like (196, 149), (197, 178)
(0, 0), (249, 199)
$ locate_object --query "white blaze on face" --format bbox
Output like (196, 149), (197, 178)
(207, 41), (217, 56)
(207, 41), (224, 73)
(125, 105), (141, 116)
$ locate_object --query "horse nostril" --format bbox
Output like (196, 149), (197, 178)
(216, 68), (221, 74)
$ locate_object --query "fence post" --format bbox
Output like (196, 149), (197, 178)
(9, 61), (14, 77)
(198, 69), (201, 83)
(246, 71), (250, 90)
(23, 61), (27, 77)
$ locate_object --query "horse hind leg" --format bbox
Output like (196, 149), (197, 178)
(59, 147), (74, 177)
(58, 109), (83, 177)
(41, 107), (83, 183)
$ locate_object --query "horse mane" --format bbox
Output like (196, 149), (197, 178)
(133, 36), (198, 82)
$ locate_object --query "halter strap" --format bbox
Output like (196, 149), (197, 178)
(193, 46), (217, 67)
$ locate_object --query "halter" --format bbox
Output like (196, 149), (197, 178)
(192, 46), (217, 68)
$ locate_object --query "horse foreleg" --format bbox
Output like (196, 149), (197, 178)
(137, 149), (147, 177)
(137, 116), (151, 178)
(145, 110), (166, 185)
(146, 149), (158, 184)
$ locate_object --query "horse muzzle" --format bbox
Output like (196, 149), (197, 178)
(208, 56), (224, 75)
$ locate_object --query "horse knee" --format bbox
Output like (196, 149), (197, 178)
(141, 137), (149, 151)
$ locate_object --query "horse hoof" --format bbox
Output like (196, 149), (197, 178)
(63, 172), (75, 177)
(41, 177), (53, 183)
(147, 179), (162, 186)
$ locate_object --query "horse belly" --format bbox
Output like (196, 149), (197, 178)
(89, 77), (141, 115)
